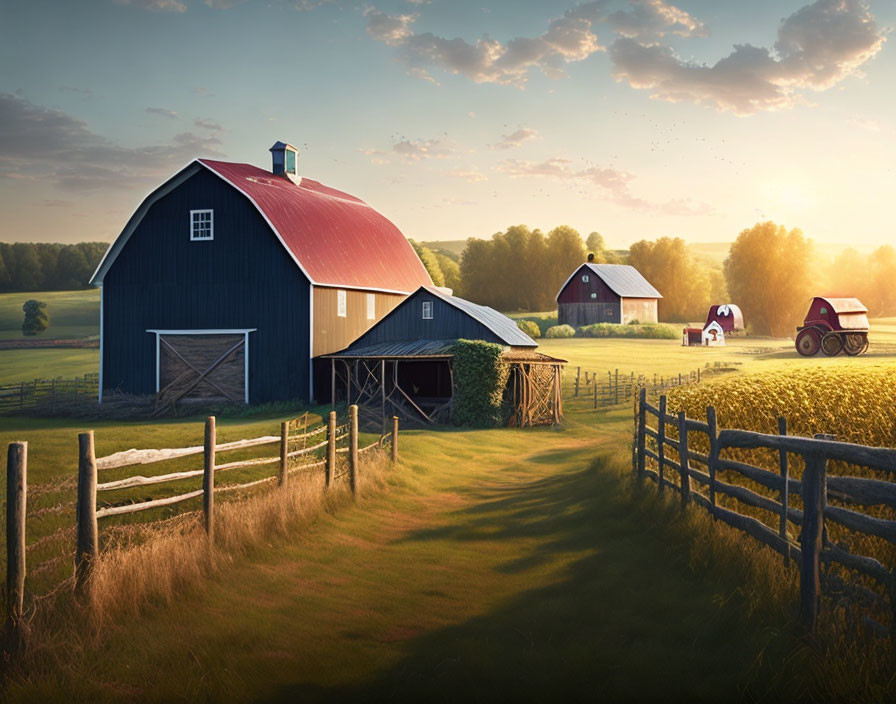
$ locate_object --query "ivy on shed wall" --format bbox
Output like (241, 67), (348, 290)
(450, 339), (509, 428)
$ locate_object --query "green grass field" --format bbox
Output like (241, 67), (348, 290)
(2, 329), (895, 701)
(0, 289), (99, 340)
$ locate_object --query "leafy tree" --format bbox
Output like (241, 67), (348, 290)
(22, 299), (49, 336)
(516, 319), (541, 338)
(628, 237), (710, 322)
(867, 245), (896, 316)
(585, 232), (607, 263)
(436, 253), (461, 292)
(545, 225), (586, 305)
(724, 221), (811, 336)
(8, 243), (43, 292)
(409, 239), (445, 287)
(56, 245), (91, 289)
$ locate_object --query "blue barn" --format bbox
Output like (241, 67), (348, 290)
(90, 142), (432, 408)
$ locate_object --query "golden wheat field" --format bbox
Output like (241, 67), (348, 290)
(666, 365), (896, 449)
(660, 366), (896, 634)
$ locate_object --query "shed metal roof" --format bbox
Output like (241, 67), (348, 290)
(91, 159), (433, 294)
(321, 339), (565, 363)
(422, 286), (538, 348)
(556, 263), (662, 300)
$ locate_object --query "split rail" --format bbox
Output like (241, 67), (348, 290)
(3, 405), (399, 652)
(633, 387), (896, 636)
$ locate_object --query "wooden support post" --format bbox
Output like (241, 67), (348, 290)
(799, 452), (826, 634)
(326, 410), (336, 487)
(697, 368), (701, 384)
(657, 395), (667, 494)
(584, 370), (590, 387)
(203, 416), (215, 542)
(636, 388), (646, 480)
(778, 416), (790, 565)
(5, 442), (26, 654)
(330, 359), (336, 412)
(574, 366), (580, 397)
(706, 406), (718, 519)
(349, 404), (359, 498)
(75, 432), (98, 594)
(592, 377), (598, 409)
(615, 369), (619, 405)
(279, 420), (289, 487)
(391, 416), (399, 463)
(381, 359), (387, 437)
(678, 373), (682, 387)
(677, 412), (690, 508)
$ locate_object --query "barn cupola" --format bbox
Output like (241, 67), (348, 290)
(269, 141), (299, 182)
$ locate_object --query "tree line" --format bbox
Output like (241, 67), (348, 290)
(417, 221), (896, 337)
(0, 242), (107, 292)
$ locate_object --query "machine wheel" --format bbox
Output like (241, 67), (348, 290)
(843, 332), (868, 356)
(821, 333), (843, 356)
(796, 327), (822, 356)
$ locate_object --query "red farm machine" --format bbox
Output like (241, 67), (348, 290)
(795, 297), (869, 357)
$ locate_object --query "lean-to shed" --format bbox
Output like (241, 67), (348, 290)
(321, 287), (566, 428)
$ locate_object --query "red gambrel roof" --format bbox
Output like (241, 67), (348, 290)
(198, 160), (431, 293)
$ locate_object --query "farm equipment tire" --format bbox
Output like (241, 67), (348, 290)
(843, 332), (868, 356)
(796, 328), (821, 356)
(821, 333), (843, 356)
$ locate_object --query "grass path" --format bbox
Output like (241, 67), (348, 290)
(11, 409), (808, 702)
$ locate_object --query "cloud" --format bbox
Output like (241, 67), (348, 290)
(192, 87), (214, 97)
(365, 8), (417, 46)
(113, 0), (187, 12)
(0, 93), (223, 191)
(364, 0), (708, 87)
(360, 136), (456, 163)
(602, 0), (707, 39)
(203, 0), (246, 7)
(145, 106), (179, 119)
(445, 168), (488, 183)
(365, 8), (604, 86)
(194, 117), (224, 131)
(58, 86), (96, 98)
(610, 0), (885, 114)
(495, 156), (713, 215)
(490, 127), (538, 150)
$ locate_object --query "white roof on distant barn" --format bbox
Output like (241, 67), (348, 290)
(557, 263), (662, 300)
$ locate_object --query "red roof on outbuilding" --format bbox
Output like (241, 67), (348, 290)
(198, 159), (431, 293)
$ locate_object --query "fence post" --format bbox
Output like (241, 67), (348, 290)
(677, 411), (690, 508)
(799, 452), (827, 634)
(326, 411), (336, 487)
(349, 405), (359, 498)
(203, 416), (215, 542)
(574, 367), (580, 397)
(636, 388), (646, 480)
(615, 369), (620, 405)
(75, 432), (98, 594)
(279, 420), (289, 487)
(657, 395), (667, 494)
(706, 406), (718, 519)
(391, 416), (399, 463)
(592, 377), (598, 409)
(697, 368), (701, 384)
(5, 442), (26, 654)
(778, 416), (790, 565)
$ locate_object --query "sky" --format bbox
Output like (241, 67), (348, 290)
(0, 0), (894, 250)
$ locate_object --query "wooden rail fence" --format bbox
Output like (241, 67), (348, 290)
(572, 362), (734, 408)
(0, 373), (99, 414)
(3, 406), (399, 654)
(633, 388), (896, 636)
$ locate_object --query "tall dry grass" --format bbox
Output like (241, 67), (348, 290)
(7, 450), (394, 674)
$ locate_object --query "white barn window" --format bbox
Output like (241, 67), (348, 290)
(422, 301), (433, 319)
(590, 293), (597, 299)
(337, 289), (346, 317)
(190, 209), (213, 240)
(366, 293), (375, 320)
(582, 274), (589, 282)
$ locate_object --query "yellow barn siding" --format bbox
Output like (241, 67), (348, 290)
(313, 287), (404, 356)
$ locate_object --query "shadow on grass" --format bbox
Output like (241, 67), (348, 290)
(266, 452), (809, 703)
